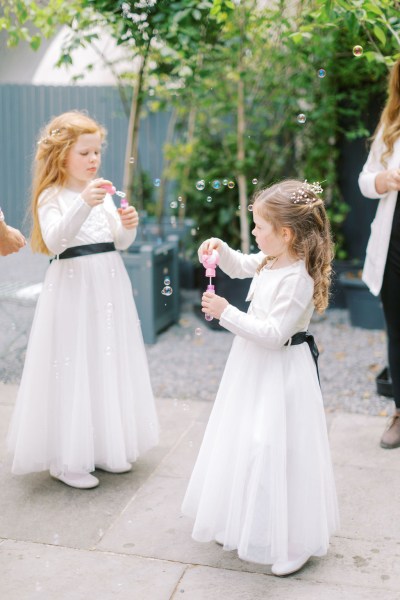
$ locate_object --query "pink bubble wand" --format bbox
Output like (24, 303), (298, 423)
(101, 183), (128, 208)
(200, 250), (220, 321)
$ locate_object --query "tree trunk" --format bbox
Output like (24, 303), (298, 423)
(237, 71), (250, 253)
(122, 45), (149, 209)
(156, 108), (178, 226)
(178, 104), (197, 225)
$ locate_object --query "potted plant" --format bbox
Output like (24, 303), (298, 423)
(338, 269), (385, 330)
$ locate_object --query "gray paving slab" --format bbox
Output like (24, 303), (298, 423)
(0, 398), (204, 550)
(0, 539), (185, 600)
(171, 564), (400, 600)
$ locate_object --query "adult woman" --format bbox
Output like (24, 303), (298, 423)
(359, 58), (400, 449)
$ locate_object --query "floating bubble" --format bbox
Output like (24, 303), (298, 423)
(228, 181), (235, 189)
(205, 314), (213, 322)
(353, 45), (363, 57)
(129, 157), (135, 163)
(61, 238), (67, 249)
(317, 68), (326, 78)
(191, 228), (197, 236)
(116, 190), (126, 198)
(105, 346), (112, 356)
(196, 180), (205, 191)
(110, 268), (116, 278)
(153, 178), (161, 187)
(195, 328), (202, 336)
(164, 277), (170, 286)
(178, 196), (183, 202)
(252, 178), (258, 185)
(67, 268), (74, 279)
(64, 357), (71, 367)
(248, 204), (253, 212)
(206, 196), (212, 203)
(170, 201), (178, 209)
(161, 286), (173, 296)
(212, 180), (221, 190)
(297, 113), (306, 124)
(223, 179), (228, 185)
(180, 202), (185, 208)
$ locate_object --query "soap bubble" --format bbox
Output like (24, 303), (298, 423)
(191, 228), (197, 236)
(116, 190), (126, 198)
(297, 113), (306, 124)
(178, 196), (183, 202)
(223, 179), (228, 185)
(195, 328), (202, 336)
(129, 157), (135, 163)
(196, 180), (205, 191)
(164, 277), (170, 286)
(161, 286), (173, 296)
(153, 178), (161, 187)
(212, 180), (221, 190)
(252, 178), (258, 185)
(206, 196), (212, 203)
(170, 201), (178, 209)
(353, 45), (363, 57)
(205, 314), (213, 322)
(228, 181), (235, 189)
(317, 68), (326, 78)
(248, 204), (253, 211)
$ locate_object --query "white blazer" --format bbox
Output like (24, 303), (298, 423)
(358, 127), (400, 296)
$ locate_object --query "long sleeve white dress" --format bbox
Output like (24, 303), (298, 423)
(8, 187), (159, 474)
(182, 242), (339, 565)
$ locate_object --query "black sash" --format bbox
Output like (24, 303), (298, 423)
(52, 242), (116, 261)
(284, 331), (320, 383)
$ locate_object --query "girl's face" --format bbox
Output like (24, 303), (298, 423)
(252, 207), (288, 256)
(65, 133), (102, 190)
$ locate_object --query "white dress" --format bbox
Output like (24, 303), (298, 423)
(182, 243), (339, 565)
(8, 187), (159, 474)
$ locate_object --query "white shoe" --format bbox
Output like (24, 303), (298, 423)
(271, 554), (311, 577)
(95, 462), (132, 474)
(50, 470), (99, 489)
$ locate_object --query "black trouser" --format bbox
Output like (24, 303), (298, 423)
(381, 260), (400, 409)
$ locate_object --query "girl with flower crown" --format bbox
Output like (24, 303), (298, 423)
(182, 179), (339, 577)
(7, 111), (159, 489)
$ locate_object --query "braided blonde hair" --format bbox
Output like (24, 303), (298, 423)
(31, 111), (106, 254)
(253, 180), (334, 313)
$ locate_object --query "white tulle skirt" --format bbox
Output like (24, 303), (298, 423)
(182, 335), (339, 565)
(7, 251), (159, 474)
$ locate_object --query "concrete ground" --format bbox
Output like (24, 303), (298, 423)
(1, 387), (400, 600)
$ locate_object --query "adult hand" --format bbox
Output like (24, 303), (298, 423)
(0, 223), (26, 256)
(118, 205), (139, 230)
(376, 169), (400, 194)
(81, 178), (109, 207)
(198, 237), (222, 261)
(201, 291), (229, 320)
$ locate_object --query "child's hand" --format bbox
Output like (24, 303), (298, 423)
(201, 291), (229, 320)
(81, 178), (109, 206)
(118, 205), (139, 229)
(198, 237), (222, 261)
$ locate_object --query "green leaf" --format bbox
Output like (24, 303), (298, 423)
(373, 24), (386, 46)
(30, 35), (42, 50)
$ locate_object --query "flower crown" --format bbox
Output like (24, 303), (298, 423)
(290, 180), (323, 204)
(37, 128), (62, 145)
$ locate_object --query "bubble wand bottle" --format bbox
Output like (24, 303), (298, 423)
(201, 250), (220, 321)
